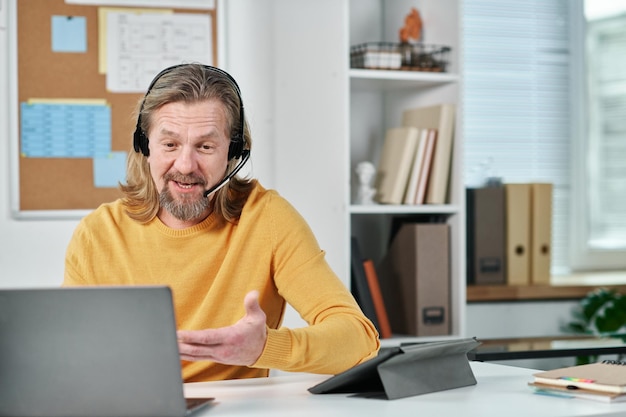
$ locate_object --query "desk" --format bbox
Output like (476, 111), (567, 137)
(468, 335), (626, 361)
(184, 361), (626, 417)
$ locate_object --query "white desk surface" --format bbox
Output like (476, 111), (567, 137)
(184, 361), (626, 417)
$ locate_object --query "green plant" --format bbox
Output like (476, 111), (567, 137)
(564, 288), (626, 365)
(565, 288), (626, 335)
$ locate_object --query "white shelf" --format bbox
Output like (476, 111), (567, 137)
(350, 204), (461, 215)
(350, 68), (459, 91)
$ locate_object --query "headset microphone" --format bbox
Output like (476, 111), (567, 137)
(203, 149), (251, 198)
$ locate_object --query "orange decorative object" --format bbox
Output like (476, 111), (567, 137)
(399, 8), (423, 43)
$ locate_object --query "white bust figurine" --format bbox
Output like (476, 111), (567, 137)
(355, 161), (377, 205)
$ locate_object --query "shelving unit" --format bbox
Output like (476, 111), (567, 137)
(347, 0), (465, 339)
(269, 0), (464, 336)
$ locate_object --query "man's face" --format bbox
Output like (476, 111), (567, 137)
(147, 100), (231, 228)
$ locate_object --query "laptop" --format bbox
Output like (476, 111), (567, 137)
(0, 286), (213, 417)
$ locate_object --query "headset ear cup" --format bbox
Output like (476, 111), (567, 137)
(228, 135), (244, 160)
(133, 127), (150, 157)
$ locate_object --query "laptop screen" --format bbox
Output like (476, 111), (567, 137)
(0, 286), (208, 417)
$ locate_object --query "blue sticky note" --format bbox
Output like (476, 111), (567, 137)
(51, 15), (87, 53)
(93, 152), (127, 188)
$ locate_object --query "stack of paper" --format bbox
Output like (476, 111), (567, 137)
(529, 361), (626, 403)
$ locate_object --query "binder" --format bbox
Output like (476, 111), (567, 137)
(466, 186), (506, 285)
(350, 237), (381, 334)
(362, 259), (392, 339)
(378, 222), (450, 337)
(308, 338), (480, 400)
(530, 183), (553, 285)
(504, 184), (531, 286)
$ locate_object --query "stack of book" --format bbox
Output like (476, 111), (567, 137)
(529, 360), (626, 403)
(375, 104), (456, 205)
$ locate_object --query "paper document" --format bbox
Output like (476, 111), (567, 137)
(106, 11), (213, 92)
(20, 100), (111, 158)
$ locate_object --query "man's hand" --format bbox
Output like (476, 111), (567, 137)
(177, 290), (268, 366)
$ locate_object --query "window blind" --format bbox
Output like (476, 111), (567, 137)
(462, 0), (571, 274)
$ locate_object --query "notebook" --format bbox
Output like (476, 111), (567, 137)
(0, 286), (213, 417)
(532, 360), (626, 394)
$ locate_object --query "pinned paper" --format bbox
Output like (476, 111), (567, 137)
(105, 11), (213, 92)
(94, 151), (127, 188)
(51, 15), (87, 53)
(20, 100), (111, 158)
(97, 7), (173, 74)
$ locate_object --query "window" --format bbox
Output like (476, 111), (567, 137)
(462, 0), (626, 275)
(570, 0), (626, 269)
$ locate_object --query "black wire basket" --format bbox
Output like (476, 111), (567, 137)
(350, 42), (451, 72)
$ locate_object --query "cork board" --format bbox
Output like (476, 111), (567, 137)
(11, 0), (217, 217)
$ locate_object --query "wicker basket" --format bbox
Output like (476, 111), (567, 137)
(350, 42), (451, 72)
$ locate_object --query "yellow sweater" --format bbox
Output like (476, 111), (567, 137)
(64, 183), (379, 382)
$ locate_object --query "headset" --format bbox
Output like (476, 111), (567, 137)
(132, 64), (251, 198)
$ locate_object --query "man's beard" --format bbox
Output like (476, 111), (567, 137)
(159, 173), (211, 222)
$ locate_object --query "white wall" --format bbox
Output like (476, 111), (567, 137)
(0, 0), (579, 345)
(221, 0), (276, 190)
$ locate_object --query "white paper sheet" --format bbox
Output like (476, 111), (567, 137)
(105, 11), (213, 92)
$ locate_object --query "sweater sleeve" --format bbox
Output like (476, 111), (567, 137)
(63, 218), (93, 286)
(251, 194), (380, 374)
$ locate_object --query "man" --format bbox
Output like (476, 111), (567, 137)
(63, 63), (379, 382)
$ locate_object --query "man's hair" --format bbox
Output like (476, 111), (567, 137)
(120, 64), (255, 225)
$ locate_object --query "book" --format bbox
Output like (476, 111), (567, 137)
(415, 128), (437, 204)
(403, 128), (428, 204)
(362, 259), (392, 339)
(532, 360), (626, 395)
(529, 381), (626, 403)
(402, 104), (456, 204)
(375, 127), (420, 204)
(350, 237), (381, 335)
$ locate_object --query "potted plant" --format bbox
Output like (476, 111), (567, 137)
(564, 288), (626, 364)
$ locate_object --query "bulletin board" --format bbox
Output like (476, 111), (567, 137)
(9, 0), (218, 218)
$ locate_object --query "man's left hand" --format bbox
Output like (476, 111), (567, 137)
(177, 290), (267, 366)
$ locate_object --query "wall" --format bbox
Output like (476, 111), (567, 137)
(0, 0), (578, 349)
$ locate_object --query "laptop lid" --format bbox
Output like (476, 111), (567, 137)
(0, 286), (212, 417)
